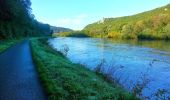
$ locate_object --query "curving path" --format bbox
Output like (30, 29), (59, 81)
(0, 40), (46, 100)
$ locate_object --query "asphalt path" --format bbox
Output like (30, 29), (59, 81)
(0, 40), (46, 100)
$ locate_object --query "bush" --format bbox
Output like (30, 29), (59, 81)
(57, 31), (89, 38)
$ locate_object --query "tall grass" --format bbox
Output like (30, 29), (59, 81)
(93, 58), (170, 99)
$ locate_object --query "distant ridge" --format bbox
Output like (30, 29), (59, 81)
(50, 26), (73, 33)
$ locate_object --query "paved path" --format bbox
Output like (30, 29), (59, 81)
(0, 40), (46, 100)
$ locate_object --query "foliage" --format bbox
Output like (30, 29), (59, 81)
(83, 4), (170, 40)
(56, 31), (89, 38)
(30, 39), (138, 100)
(0, 0), (51, 39)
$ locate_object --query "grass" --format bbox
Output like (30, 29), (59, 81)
(0, 39), (20, 53)
(30, 38), (138, 100)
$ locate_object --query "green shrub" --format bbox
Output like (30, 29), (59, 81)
(56, 31), (89, 38)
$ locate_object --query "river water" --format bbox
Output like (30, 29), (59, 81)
(48, 37), (170, 99)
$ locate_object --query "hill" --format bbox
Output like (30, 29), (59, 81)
(83, 4), (170, 40)
(50, 26), (73, 33)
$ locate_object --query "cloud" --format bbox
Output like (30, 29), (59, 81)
(55, 14), (88, 27)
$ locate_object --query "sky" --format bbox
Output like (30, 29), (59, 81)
(31, 0), (170, 30)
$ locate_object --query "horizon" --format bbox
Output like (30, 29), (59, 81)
(31, 0), (170, 30)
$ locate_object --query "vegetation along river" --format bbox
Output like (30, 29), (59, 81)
(49, 37), (170, 99)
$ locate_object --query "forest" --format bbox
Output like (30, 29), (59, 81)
(83, 4), (170, 40)
(0, 0), (51, 39)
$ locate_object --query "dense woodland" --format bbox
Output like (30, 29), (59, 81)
(83, 4), (170, 40)
(0, 0), (51, 39)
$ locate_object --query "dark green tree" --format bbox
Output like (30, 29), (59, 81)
(0, 0), (51, 39)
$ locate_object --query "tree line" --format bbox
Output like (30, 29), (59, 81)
(0, 0), (51, 39)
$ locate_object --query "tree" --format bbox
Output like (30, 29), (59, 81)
(134, 20), (145, 34)
(163, 24), (170, 39)
(121, 24), (134, 35)
(0, 0), (51, 39)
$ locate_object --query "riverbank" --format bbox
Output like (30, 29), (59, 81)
(54, 30), (170, 40)
(0, 39), (21, 53)
(30, 38), (138, 100)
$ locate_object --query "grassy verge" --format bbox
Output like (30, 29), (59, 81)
(30, 38), (138, 100)
(0, 39), (20, 53)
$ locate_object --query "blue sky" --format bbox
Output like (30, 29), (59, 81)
(31, 0), (170, 30)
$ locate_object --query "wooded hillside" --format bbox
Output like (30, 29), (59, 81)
(83, 4), (170, 39)
(0, 0), (51, 39)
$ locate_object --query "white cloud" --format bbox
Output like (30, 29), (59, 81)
(54, 14), (88, 29)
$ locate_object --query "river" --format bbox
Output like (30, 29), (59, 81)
(48, 37), (170, 99)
